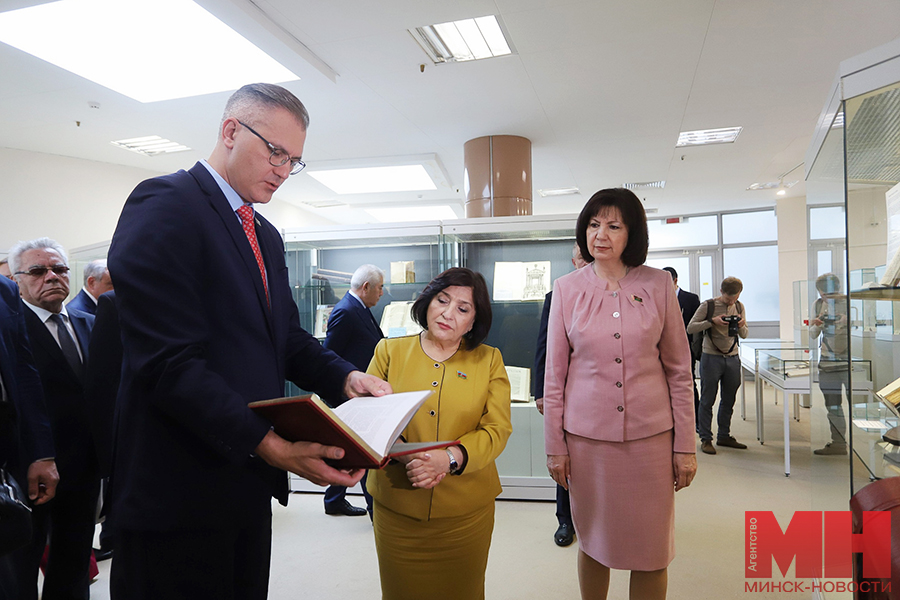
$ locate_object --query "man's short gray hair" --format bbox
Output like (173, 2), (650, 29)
(350, 264), (384, 290)
(8, 237), (68, 276)
(83, 259), (108, 285)
(222, 83), (310, 131)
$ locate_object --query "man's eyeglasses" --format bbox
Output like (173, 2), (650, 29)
(238, 121), (306, 175)
(15, 265), (70, 278)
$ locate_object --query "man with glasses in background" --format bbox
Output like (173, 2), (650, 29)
(107, 83), (391, 600)
(9, 237), (98, 600)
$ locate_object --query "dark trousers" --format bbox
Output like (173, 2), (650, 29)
(555, 484), (572, 527)
(690, 355), (700, 431)
(698, 353), (741, 442)
(819, 368), (849, 445)
(14, 480), (100, 600)
(110, 509), (272, 600)
(324, 471), (372, 515)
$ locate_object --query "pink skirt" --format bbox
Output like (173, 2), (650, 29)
(567, 429), (675, 571)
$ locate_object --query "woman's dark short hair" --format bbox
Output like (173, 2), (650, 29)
(575, 188), (649, 268)
(411, 267), (492, 348)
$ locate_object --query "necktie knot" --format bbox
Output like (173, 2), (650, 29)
(237, 204), (253, 223)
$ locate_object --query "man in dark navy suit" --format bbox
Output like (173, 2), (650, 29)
(9, 237), (98, 600)
(663, 267), (701, 430)
(321, 264), (385, 517)
(534, 243), (586, 547)
(66, 259), (112, 316)
(106, 83), (391, 600)
(0, 271), (58, 600)
(83, 291), (120, 561)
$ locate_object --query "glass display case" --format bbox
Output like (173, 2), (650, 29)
(848, 267), (878, 337)
(738, 339), (808, 439)
(757, 348), (815, 392)
(805, 37), (900, 500)
(282, 215), (579, 499)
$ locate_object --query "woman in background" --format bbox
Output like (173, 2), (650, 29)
(367, 267), (512, 600)
(544, 188), (697, 600)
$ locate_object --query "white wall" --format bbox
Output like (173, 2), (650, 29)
(777, 187), (891, 340)
(847, 186), (890, 272)
(0, 147), (335, 255)
(777, 196), (808, 340)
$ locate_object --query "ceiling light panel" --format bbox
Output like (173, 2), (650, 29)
(538, 187), (580, 197)
(623, 181), (666, 190)
(410, 15), (513, 64)
(676, 127), (743, 147)
(0, 0), (299, 103)
(308, 165), (438, 195)
(111, 135), (191, 156)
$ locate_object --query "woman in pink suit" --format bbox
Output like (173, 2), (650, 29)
(544, 188), (697, 600)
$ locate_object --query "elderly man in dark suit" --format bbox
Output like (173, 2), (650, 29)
(9, 237), (98, 600)
(66, 259), (112, 316)
(663, 267), (701, 431)
(321, 264), (385, 517)
(0, 273), (58, 600)
(106, 83), (391, 600)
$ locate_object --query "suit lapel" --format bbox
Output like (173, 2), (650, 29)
(351, 296), (383, 340)
(69, 313), (91, 366)
(188, 164), (274, 332)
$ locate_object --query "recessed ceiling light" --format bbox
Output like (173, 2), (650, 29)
(676, 127), (742, 147)
(307, 165), (438, 195)
(410, 15), (512, 64)
(111, 135), (191, 156)
(0, 0), (299, 102)
(746, 180), (798, 191)
(364, 205), (458, 222)
(537, 187), (580, 197)
(623, 181), (666, 190)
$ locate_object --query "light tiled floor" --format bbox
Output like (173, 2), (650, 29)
(83, 380), (854, 599)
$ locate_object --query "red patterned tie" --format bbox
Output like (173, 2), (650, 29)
(236, 205), (269, 306)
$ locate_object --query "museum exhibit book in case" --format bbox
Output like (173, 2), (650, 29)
(249, 390), (458, 469)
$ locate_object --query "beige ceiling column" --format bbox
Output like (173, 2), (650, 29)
(464, 135), (532, 217)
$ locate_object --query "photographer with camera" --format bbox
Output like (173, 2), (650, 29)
(687, 277), (748, 455)
(809, 273), (849, 456)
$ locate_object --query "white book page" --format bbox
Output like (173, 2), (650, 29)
(333, 390), (432, 457)
(505, 366), (531, 402)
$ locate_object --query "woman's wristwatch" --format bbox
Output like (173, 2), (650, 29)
(445, 447), (460, 475)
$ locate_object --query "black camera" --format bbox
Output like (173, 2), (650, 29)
(722, 314), (741, 336)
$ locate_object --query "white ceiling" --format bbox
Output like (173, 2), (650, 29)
(1, 0), (900, 225)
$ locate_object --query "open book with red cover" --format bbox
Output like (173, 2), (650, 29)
(249, 390), (458, 469)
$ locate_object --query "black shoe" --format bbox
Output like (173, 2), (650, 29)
(93, 547), (113, 562)
(325, 499), (367, 516)
(554, 523), (574, 547)
(716, 436), (748, 449)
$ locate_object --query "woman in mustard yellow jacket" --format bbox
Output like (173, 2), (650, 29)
(366, 267), (512, 600)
